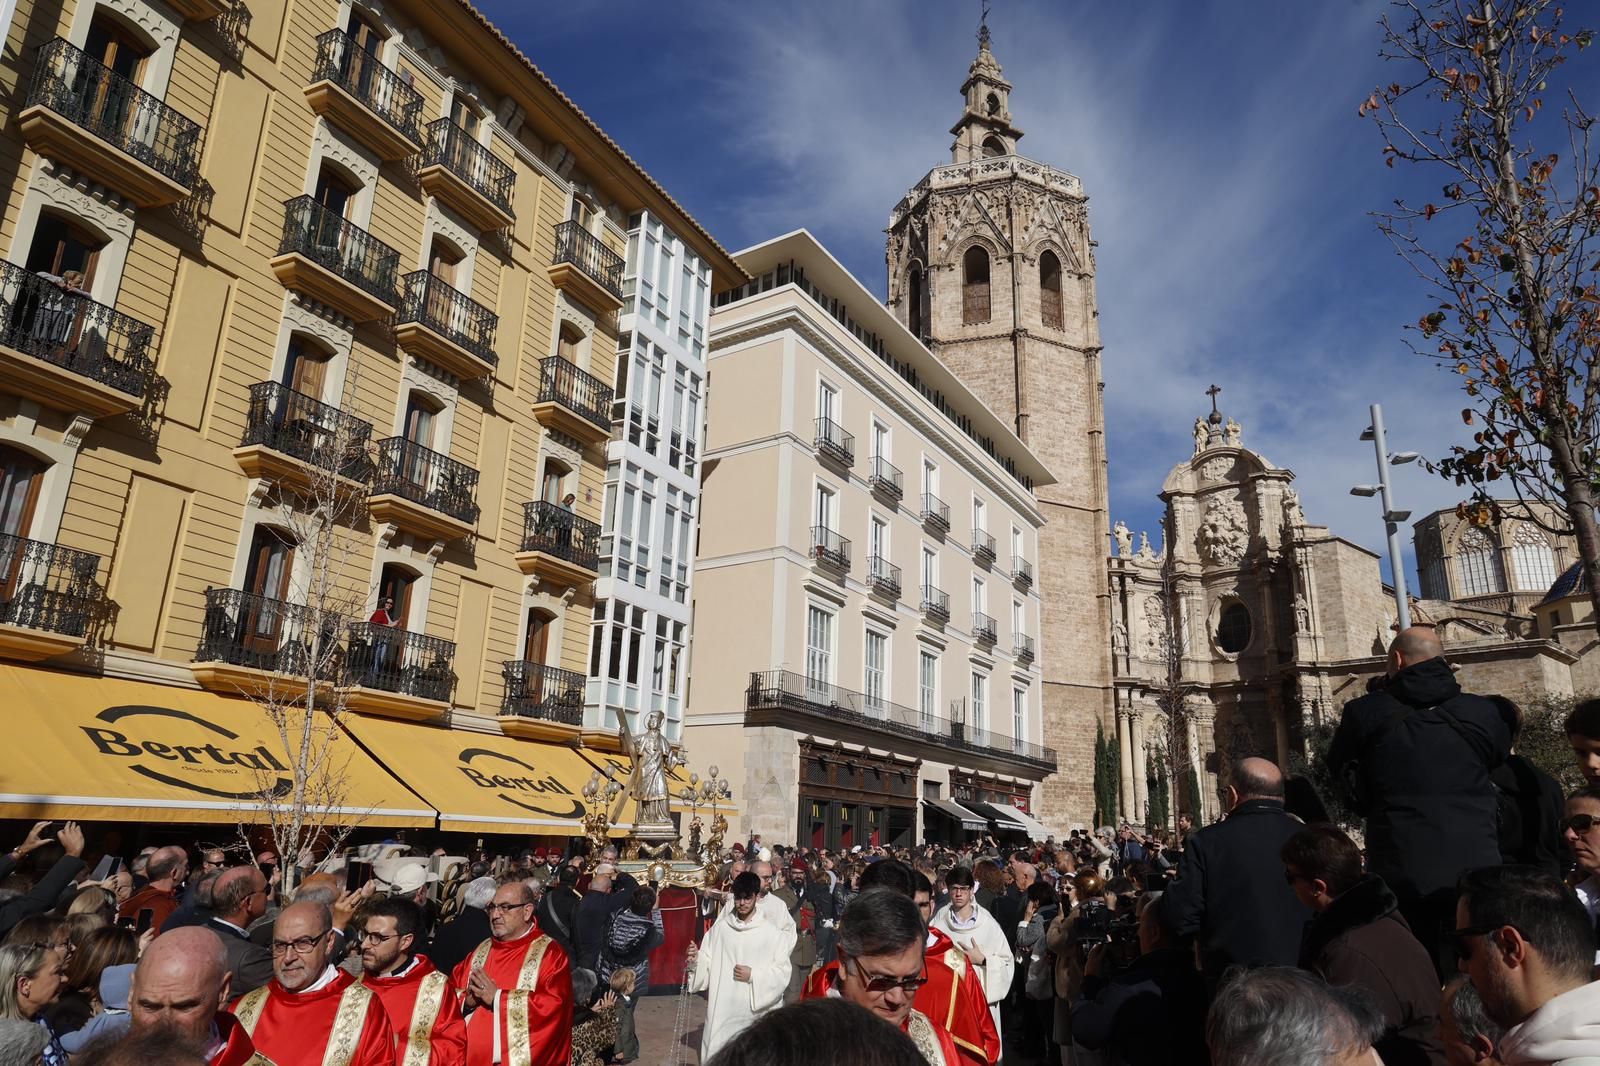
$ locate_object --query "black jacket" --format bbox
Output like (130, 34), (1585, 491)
(535, 887), (581, 957)
(574, 873), (639, 973)
(1070, 947), (1209, 1066)
(206, 918), (274, 996)
(1490, 753), (1565, 877)
(0, 855), (85, 940)
(1158, 798), (1310, 980)
(428, 906), (491, 977)
(1327, 657), (1510, 900)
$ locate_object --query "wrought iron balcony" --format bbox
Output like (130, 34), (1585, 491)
(868, 555), (901, 600)
(1013, 556), (1034, 589)
(276, 196), (402, 318)
(520, 500), (600, 573)
(869, 456), (903, 501)
(1015, 633), (1036, 664)
(0, 533), (100, 641)
(500, 659), (584, 726)
(814, 416), (854, 467)
(921, 492), (951, 534)
(972, 531), (996, 567)
(307, 29), (423, 159)
(396, 271), (498, 377)
(811, 525), (850, 571)
(370, 437), (480, 528)
(238, 381), (374, 481)
(344, 622), (455, 704)
(533, 356), (613, 439)
(747, 669), (1057, 772)
(0, 261), (157, 412)
(196, 587), (341, 678)
(921, 584), (950, 623)
(21, 38), (202, 206)
(973, 611), (997, 644)
(549, 220), (624, 309)
(419, 118), (515, 228)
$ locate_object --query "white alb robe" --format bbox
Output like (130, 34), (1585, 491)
(686, 906), (794, 1061)
(930, 902), (1014, 1041)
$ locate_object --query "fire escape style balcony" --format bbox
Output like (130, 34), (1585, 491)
(192, 587), (341, 697)
(1015, 633), (1036, 665)
(368, 437), (480, 542)
(869, 456), (904, 503)
(867, 555), (901, 601)
(921, 492), (951, 535)
(921, 584), (950, 624)
(418, 118), (515, 232)
(233, 382), (374, 491)
(272, 196), (402, 323)
(20, 38), (202, 208)
(514, 500), (600, 586)
(0, 261), (157, 417)
(547, 220), (625, 314)
(499, 659), (584, 740)
(394, 271), (499, 383)
(0, 533), (100, 662)
(811, 526), (850, 572)
(972, 531), (996, 568)
(814, 417), (854, 468)
(973, 612), (997, 645)
(747, 669), (1058, 774)
(340, 622), (456, 720)
(303, 29), (423, 161)
(1013, 556), (1034, 590)
(532, 356), (613, 445)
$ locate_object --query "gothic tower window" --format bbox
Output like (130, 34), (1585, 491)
(907, 264), (925, 340)
(1039, 251), (1063, 330)
(981, 135), (1006, 158)
(962, 246), (990, 324)
(1456, 525), (1506, 596)
(986, 92), (1000, 115)
(1510, 525), (1558, 592)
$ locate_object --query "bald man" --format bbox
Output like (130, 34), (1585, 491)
(1159, 757), (1312, 982)
(128, 926), (273, 1065)
(208, 866), (273, 996)
(118, 845), (189, 934)
(1328, 625), (1510, 974)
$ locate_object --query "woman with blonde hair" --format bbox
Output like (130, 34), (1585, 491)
(0, 941), (67, 1064)
(49, 924), (135, 1042)
(66, 887), (115, 924)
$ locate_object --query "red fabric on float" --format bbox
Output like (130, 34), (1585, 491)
(648, 885), (700, 990)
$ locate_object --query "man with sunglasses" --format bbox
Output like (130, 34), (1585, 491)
(450, 879), (572, 1066)
(686, 872), (792, 1061)
(229, 900), (396, 1066)
(359, 896), (467, 1065)
(1563, 786), (1600, 966)
(829, 889), (959, 1066)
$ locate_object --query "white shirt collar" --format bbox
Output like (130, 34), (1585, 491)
(293, 965), (340, 994)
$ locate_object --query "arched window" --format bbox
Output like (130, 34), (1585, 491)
(986, 93), (1001, 115)
(907, 264), (925, 339)
(962, 246), (990, 325)
(1216, 602), (1251, 654)
(981, 135), (1006, 158)
(1039, 251), (1063, 330)
(1510, 525), (1558, 592)
(1456, 526), (1507, 596)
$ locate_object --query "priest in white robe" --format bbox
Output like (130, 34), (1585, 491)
(929, 866), (1014, 1045)
(686, 872), (793, 1061)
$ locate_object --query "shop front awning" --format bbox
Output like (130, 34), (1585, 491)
(924, 798), (988, 832)
(344, 717), (598, 835)
(577, 749), (741, 825)
(960, 799), (1027, 832)
(991, 802), (1052, 840)
(0, 666), (434, 826)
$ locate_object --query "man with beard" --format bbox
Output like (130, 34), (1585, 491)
(359, 896), (466, 1065)
(686, 873), (792, 1061)
(128, 927), (271, 1066)
(828, 889), (959, 1066)
(451, 879), (572, 1066)
(230, 901), (394, 1066)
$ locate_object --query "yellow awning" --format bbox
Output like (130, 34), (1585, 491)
(0, 666), (434, 826)
(344, 717), (598, 835)
(577, 750), (741, 822)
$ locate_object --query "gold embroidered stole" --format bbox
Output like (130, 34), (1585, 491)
(905, 1011), (947, 1066)
(398, 971), (449, 1066)
(233, 987), (270, 1034)
(231, 981), (372, 1066)
(469, 935), (552, 1066)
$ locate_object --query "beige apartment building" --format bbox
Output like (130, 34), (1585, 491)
(688, 231), (1057, 849)
(0, 0), (740, 836)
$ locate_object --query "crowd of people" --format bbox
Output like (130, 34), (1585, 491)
(0, 627), (1596, 1064)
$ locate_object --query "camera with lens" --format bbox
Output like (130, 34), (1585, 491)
(1073, 897), (1111, 943)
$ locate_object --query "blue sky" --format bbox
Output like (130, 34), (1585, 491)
(480, 0), (1596, 586)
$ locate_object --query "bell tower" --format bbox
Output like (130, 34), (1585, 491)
(885, 23), (1114, 828)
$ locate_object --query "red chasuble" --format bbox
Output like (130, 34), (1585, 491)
(364, 955), (467, 1066)
(904, 1009), (961, 1066)
(211, 1011), (274, 1066)
(230, 970), (396, 1066)
(449, 924), (572, 1066)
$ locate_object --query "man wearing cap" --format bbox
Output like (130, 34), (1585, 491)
(378, 862), (441, 955)
(360, 896), (467, 1066)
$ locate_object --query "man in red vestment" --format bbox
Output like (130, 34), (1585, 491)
(230, 900), (395, 1066)
(360, 896), (467, 1065)
(450, 880), (572, 1066)
(127, 926), (273, 1065)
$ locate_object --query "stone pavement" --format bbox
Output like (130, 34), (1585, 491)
(634, 991), (705, 1066)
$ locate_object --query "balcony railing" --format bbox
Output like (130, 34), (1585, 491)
(520, 500), (600, 572)
(370, 437), (480, 526)
(972, 531), (996, 566)
(398, 271), (498, 369)
(551, 220), (624, 301)
(868, 555), (901, 599)
(921, 584), (950, 623)
(196, 587), (340, 677)
(311, 28), (423, 144)
(1015, 634), (1036, 664)
(811, 525), (850, 570)
(27, 37), (202, 190)
(536, 356), (613, 432)
(747, 669), (1057, 771)
(973, 612), (997, 643)
(240, 382), (373, 479)
(500, 659), (584, 726)
(344, 621), (455, 704)
(921, 492), (951, 533)
(0, 260), (157, 400)
(0, 533), (100, 639)
(279, 195), (402, 308)
(1013, 556), (1034, 589)
(422, 118), (514, 218)
(814, 416), (854, 466)
(869, 456), (903, 501)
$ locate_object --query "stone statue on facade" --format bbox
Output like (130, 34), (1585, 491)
(1282, 487), (1305, 530)
(1137, 531), (1155, 561)
(615, 710), (685, 840)
(1223, 417), (1242, 447)
(1113, 521), (1133, 557)
(1193, 417), (1208, 455)
(1112, 620), (1128, 654)
(1293, 593), (1311, 632)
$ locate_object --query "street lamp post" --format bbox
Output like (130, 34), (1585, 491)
(1350, 403), (1414, 631)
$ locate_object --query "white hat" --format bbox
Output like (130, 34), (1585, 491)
(377, 858), (439, 894)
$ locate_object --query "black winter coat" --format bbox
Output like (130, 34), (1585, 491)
(428, 906), (491, 976)
(1070, 948), (1209, 1066)
(1158, 799), (1311, 981)
(1490, 753), (1565, 877)
(1327, 657), (1510, 900)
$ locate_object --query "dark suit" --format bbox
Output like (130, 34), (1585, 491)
(429, 905), (491, 977)
(206, 917), (274, 996)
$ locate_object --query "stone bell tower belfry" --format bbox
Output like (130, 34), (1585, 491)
(886, 20), (1113, 827)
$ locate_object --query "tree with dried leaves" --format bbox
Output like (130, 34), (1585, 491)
(1364, 0), (1600, 630)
